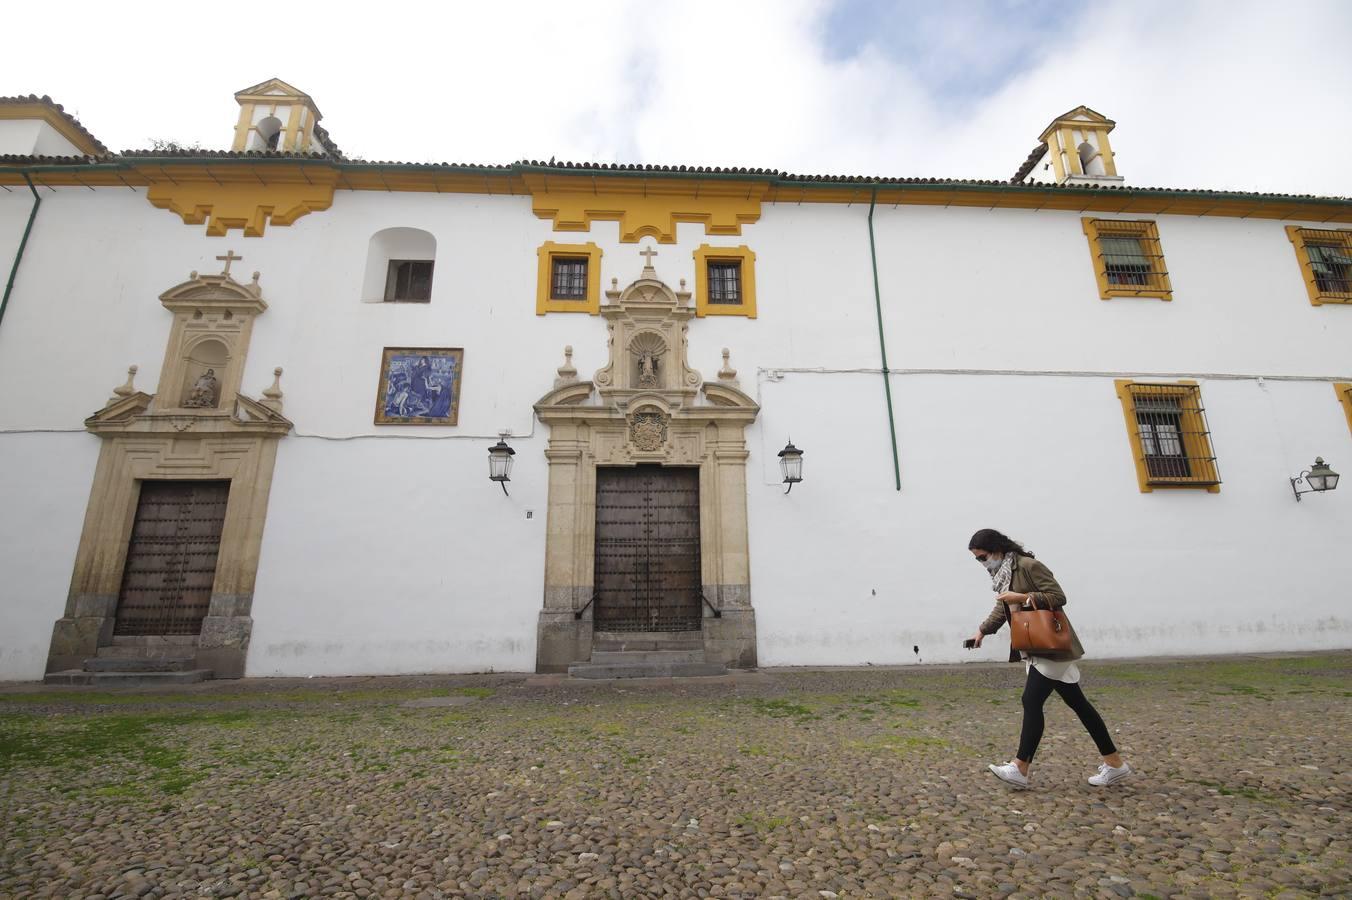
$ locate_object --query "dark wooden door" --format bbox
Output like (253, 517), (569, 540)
(113, 480), (229, 636)
(594, 465), (702, 632)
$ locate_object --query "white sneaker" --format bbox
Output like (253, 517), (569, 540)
(1088, 762), (1132, 786)
(988, 762), (1030, 789)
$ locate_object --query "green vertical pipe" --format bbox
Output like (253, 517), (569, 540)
(0, 172), (42, 332)
(867, 186), (903, 491)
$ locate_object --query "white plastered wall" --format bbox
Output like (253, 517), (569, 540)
(0, 183), (1349, 679)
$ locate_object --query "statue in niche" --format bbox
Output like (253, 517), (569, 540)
(184, 368), (219, 408)
(637, 350), (659, 387)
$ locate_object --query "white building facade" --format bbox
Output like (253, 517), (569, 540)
(1, 89), (1349, 681)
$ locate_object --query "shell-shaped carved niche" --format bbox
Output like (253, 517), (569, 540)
(628, 330), (668, 389)
(181, 338), (229, 409)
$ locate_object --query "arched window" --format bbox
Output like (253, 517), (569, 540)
(252, 116), (283, 152)
(362, 228), (437, 302)
(1078, 139), (1106, 176)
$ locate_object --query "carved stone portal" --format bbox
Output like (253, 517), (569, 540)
(533, 251), (760, 672)
(45, 259), (291, 679)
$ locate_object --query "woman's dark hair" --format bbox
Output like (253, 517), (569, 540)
(968, 529), (1034, 558)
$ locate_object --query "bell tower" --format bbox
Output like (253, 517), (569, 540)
(231, 78), (323, 153)
(1037, 106), (1124, 187)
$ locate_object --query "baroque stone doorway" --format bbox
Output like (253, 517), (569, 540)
(533, 252), (759, 672)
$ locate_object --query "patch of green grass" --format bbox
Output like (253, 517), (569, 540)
(453, 687), (494, 698)
(739, 744), (769, 757)
(735, 812), (790, 833)
(744, 698), (817, 721)
(1186, 778), (1281, 803)
(0, 709), (263, 798)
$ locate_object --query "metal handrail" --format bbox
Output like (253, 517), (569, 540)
(574, 594), (599, 620)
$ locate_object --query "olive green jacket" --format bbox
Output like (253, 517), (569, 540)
(979, 555), (1085, 662)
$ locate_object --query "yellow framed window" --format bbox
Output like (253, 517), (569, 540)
(1336, 383), (1352, 436)
(693, 244), (757, 317)
(1286, 227), (1352, 306)
(1114, 380), (1221, 492)
(1082, 218), (1172, 300)
(536, 241), (602, 314)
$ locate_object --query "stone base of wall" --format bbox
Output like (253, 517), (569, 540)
(536, 609), (595, 673)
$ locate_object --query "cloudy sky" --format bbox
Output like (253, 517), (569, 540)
(9, 0), (1352, 196)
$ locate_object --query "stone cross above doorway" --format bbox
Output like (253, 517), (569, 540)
(532, 250), (760, 674)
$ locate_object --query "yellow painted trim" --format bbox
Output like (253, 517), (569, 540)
(1286, 225), (1352, 306)
(0, 104), (105, 156)
(1336, 383), (1352, 437)
(528, 175), (765, 243)
(1082, 218), (1173, 300)
(1062, 128), (1084, 176)
(1114, 379), (1221, 493)
(145, 166), (339, 237)
(1096, 128), (1118, 177)
(536, 242), (603, 315)
(283, 104), (303, 153)
(1048, 134), (1067, 182)
(231, 103), (254, 152)
(693, 244), (757, 318)
(4, 163), (1352, 224)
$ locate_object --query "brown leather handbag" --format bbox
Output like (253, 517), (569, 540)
(1007, 598), (1074, 654)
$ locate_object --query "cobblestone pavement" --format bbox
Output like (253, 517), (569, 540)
(1, 653), (1348, 899)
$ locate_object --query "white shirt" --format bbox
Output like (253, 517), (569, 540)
(1027, 655), (1080, 684)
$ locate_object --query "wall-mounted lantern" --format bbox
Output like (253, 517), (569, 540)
(488, 435), (516, 496)
(778, 440), (804, 494)
(1291, 457), (1339, 502)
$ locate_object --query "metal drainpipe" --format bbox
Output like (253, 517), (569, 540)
(0, 172), (42, 332)
(867, 186), (903, 491)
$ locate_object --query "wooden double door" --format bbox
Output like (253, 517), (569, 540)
(593, 465), (702, 632)
(113, 480), (229, 636)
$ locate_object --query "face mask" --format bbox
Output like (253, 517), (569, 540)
(982, 555), (1003, 575)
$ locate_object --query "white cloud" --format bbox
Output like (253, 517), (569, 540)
(5, 0), (1349, 195)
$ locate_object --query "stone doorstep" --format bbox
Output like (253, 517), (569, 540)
(589, 649), (706, 665)
(591, 630), (704, 653)
(568, 659), (729, 680)
(42, 669), (214, 687)
(83, 656), (197, 673)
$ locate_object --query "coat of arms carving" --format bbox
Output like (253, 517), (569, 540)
(630, 411), (668, 451)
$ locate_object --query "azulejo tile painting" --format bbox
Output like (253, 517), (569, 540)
(374, 347), (463, 425)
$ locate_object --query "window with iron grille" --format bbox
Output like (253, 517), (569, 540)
(1082, 218), (1172, 300)
(693, 244), (757, 317)
(550, 257), (588, 300)
(1116, 381), (1221, 491)
(1287, 227), (1352, 305)
(385, 260), (434, 302)
(707, 261), (741, 304)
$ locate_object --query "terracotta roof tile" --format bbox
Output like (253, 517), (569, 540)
(0, 95), (109, 155)
(1011, 142), (1048, 183)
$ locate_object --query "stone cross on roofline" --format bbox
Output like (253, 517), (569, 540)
(216, 250), (242, 277)
(639, 246), (658, 277)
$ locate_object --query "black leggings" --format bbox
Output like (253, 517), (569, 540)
(1017, 666), (1117, 763)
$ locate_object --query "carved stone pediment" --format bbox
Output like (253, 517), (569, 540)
(536, 249), (758, 426)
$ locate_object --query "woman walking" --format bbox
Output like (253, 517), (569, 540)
(966, 528), (1132, 789)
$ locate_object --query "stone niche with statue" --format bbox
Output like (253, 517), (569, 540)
(532, 250), (760, 673)
(45, 253), (291, 679)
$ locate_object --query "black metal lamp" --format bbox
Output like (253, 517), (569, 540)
(778, 440), (804, 494)
(1291, 457), (1339, 501)
(488, 436), (516, 496)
